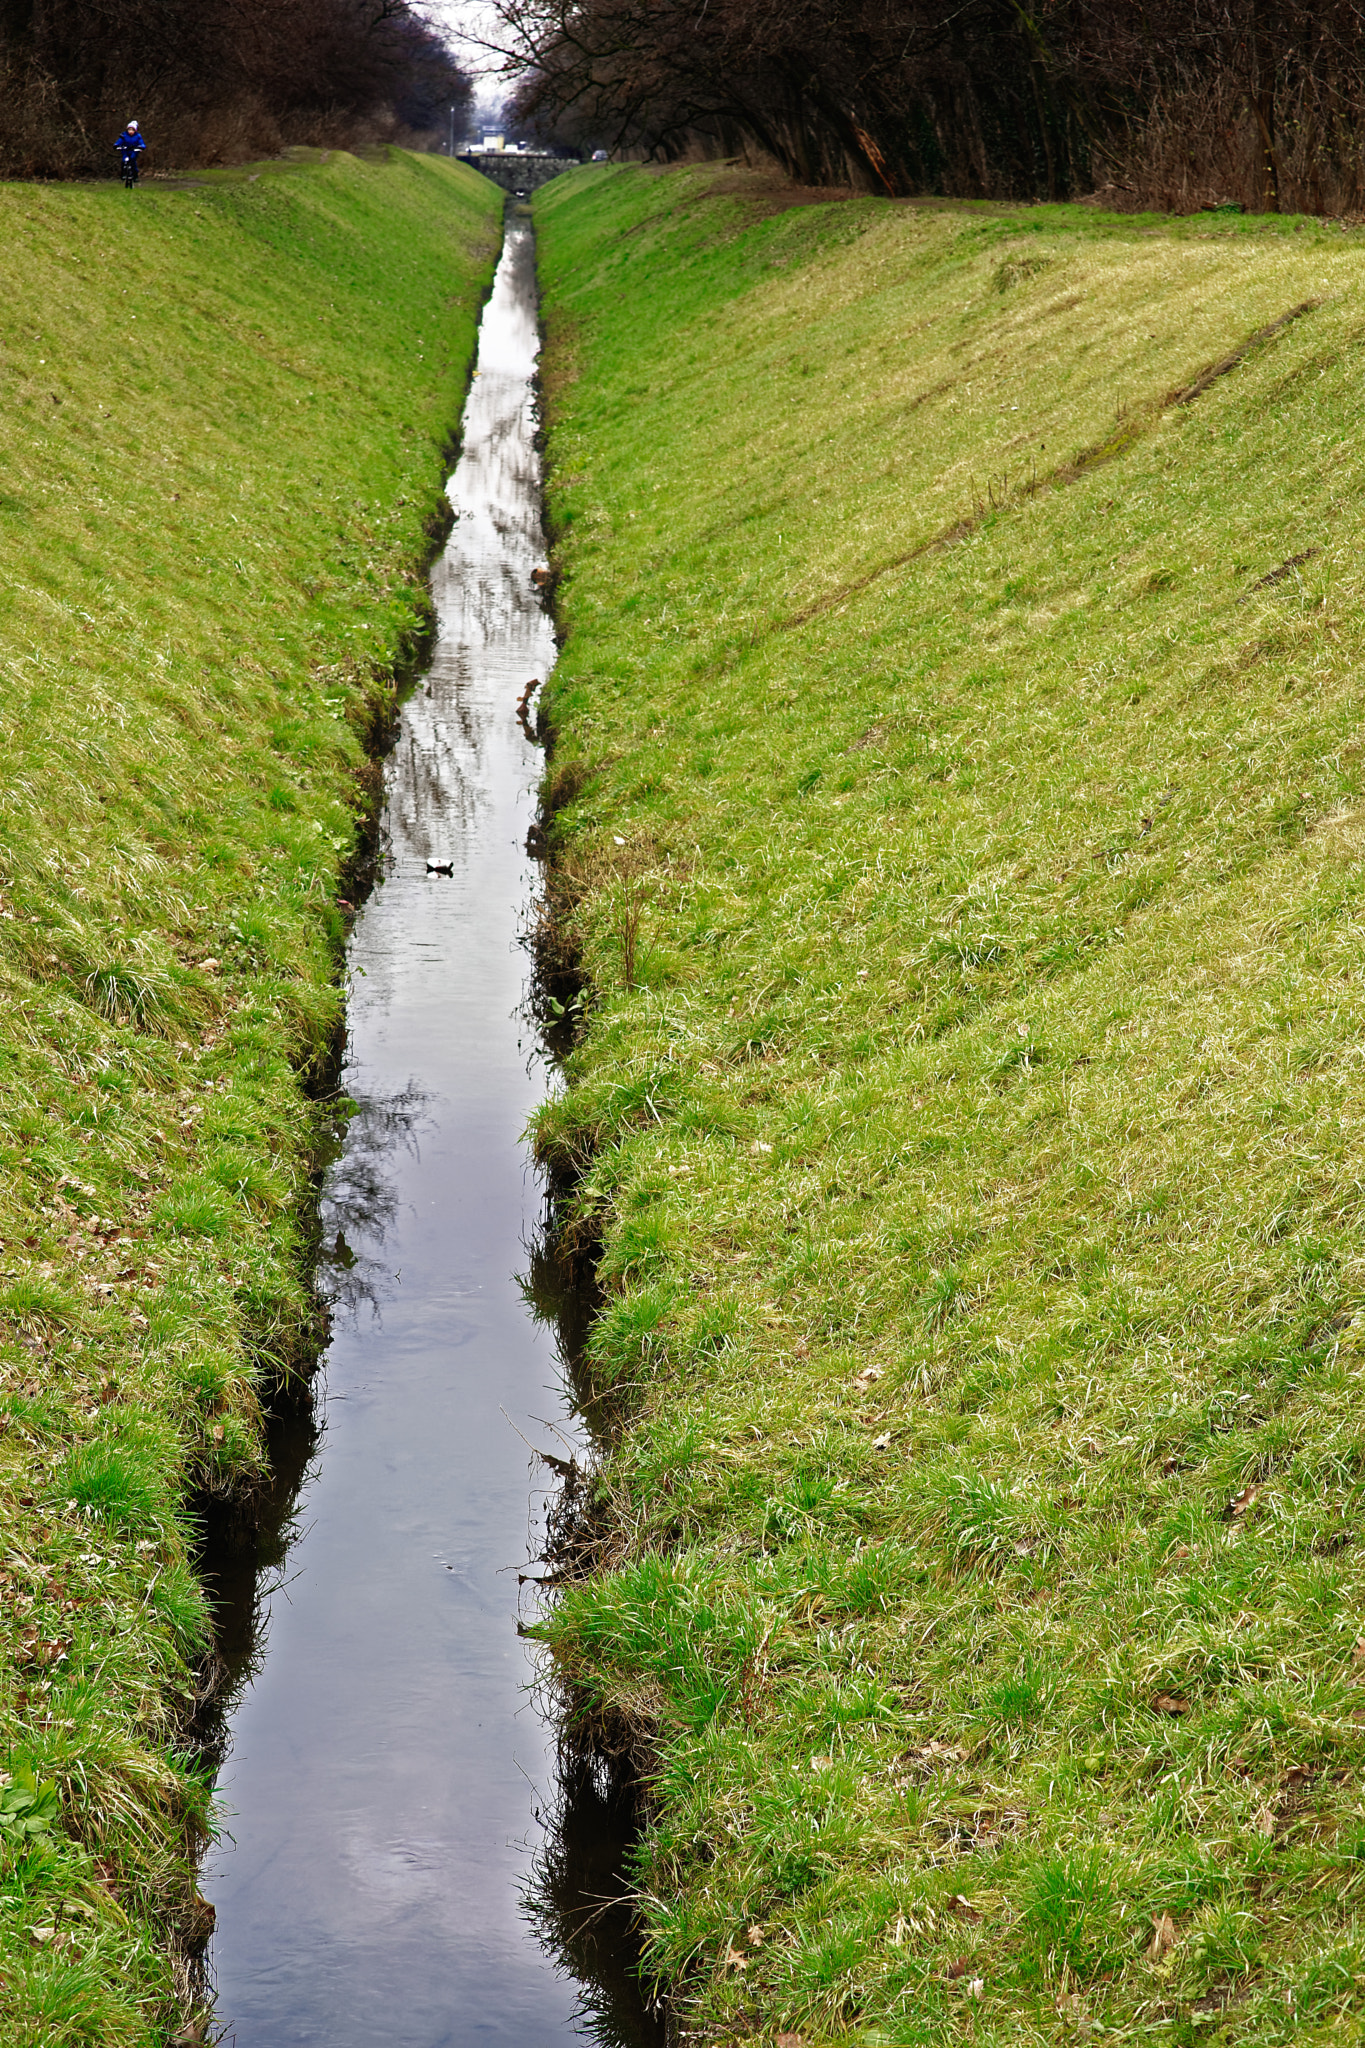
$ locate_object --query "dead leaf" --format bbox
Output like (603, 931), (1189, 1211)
(871, 1432), (892, 1451)
(948, 1894), (982, 1921)
(723, 1947), (748, 1973)
(853, 1364), (885, 1388)
(906, 1737), (966, 1769)
(1353, 1638), (1365, 1664)
(945, 1956), (971, 1981)
(1224, 1482), (1259, 1519)
(775, 2036), (803, 2048)
(199, 957), (220, 973)
(746, 1924), (766, 1947)
(968, 1978), (985, 2000)
(1150, 1911), (1177, 1958)
(1152, 1692), (1189, 1716)
(1254, 1804), (1277, 1837)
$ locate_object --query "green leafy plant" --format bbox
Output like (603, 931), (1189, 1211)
(0, 1769), (60, 1855)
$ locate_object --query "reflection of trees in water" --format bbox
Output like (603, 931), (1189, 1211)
(519, 1210), (607, 1435)
(317, 1081), (430, 1318)
(434, 555), (541, 651)
(382, 667), (491, 867)
(194, 1082), (429, 1766)
(528, 1753), (668, 2048)
(518, 1211), (667, 2047)
(191, 1387), (320, 1775)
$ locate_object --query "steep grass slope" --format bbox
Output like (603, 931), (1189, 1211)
(531, 164), (1365, 2044)
(0, 152), (500, 2044)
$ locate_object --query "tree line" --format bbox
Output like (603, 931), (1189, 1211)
(0, 0), (472, 177)
(498, 0), (1365, 213)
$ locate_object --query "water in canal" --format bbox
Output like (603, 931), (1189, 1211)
(201, 214), (639, 2047)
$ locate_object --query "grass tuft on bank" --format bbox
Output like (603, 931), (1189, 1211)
(531, 162), (1365, 2044)
(0, 150), (500, 2043)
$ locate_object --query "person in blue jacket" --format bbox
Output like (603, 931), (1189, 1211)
(115, 121), (146, 187)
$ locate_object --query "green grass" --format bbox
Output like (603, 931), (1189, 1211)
(0, 150), (501, 2041)
(530, 163), (1365, 2043)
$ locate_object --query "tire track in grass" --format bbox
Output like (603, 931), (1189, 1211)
(785, 298), (1323, 631)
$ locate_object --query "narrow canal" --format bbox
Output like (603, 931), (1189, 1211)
(201, 215), (635, 2046)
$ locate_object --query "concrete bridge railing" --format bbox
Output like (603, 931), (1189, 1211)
(460, 152), (579, 193)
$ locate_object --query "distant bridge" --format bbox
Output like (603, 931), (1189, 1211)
(460, 151), (579, 193)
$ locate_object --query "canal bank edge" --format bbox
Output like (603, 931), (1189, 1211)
(528, 163), (1365, 2042)
(0, 151), (500, 2045)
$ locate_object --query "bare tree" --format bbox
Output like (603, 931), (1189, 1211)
(475, 0), (1365, 212)
(0, 0), (473, 175)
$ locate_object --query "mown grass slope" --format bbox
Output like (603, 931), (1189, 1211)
(0, 151), (500, 2044)
(531, 164), (1365, 2045)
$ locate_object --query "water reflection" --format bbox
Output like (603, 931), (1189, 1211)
(317, 1084), (431, 1319)
(193, 1391), (320, 1780)
(530, 1755), (668, 2048)
(518, 1226), (606, 1440)
(516, 1215), (666, 2048)
(201, 214), (657, 2048)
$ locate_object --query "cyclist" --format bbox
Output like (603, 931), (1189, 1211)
(115, 121), (146, 187)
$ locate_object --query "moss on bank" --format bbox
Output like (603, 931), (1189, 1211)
(0, 150), (500, 2043)
(531, 164), (1365, 2043)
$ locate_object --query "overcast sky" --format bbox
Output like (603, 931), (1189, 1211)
(433, 0), (511, 98)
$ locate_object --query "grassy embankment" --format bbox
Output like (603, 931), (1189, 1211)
(530, 164), (1365, 2044)
(0, 152), (500, 2043)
